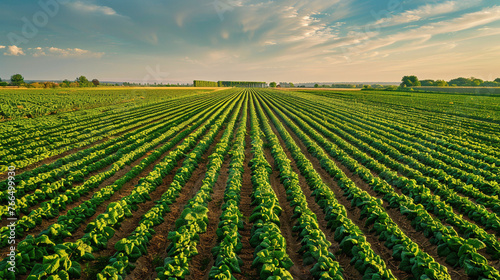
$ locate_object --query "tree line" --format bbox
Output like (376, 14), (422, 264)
(0, 74), (102, 88)
(193, 80), (267, 87)
(401, 75), (500, 87)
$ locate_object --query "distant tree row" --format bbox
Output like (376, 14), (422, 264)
(122, 82), (189, 87)
(401, 75), (500, 87)
(193, 80), (218, 87)
(0, 74), (101, 88)
(193, 80), (267, 87)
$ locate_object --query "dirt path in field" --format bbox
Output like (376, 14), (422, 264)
(122, 124), (228, 280)
(234, 113), (258, 280)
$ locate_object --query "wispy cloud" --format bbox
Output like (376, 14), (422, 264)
(374, 0), (482, 27)
(64, 1), (120, 16)
(30, 47), (104, 58)
(342, 6), (500, 56)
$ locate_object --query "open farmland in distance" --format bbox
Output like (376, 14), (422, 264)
(1, 88), (500, 280)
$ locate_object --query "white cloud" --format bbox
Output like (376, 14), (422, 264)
(30, 47), (104, 58)
(374, 1), (482, 27)
(4, 45), (25, 56)
(65, 1), (119, 16)
(344, 6), (500, 56)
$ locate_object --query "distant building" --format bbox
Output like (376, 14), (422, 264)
(279, 82), (290, 88)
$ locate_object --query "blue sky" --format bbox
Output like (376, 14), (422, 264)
(1, 0), (499, 83)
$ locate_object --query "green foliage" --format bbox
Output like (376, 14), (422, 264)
(270, 82), (277, 87)
(435, 80), (448, 87)
(193, 80), (218, 87)
(400, 75), (421, 87)
(420, 79), (434, 86)
(10, 74), (25, 86)
(76, 76), (92, 87)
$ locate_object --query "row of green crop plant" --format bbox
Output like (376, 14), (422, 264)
(322, 101), (500, 183)
(246, 96), (294, 280)
(208, 93), (248, 279)
(253, 92), (344, 279)
(260, 91), (500, 278)
(0, 89), (202, 144)
(0, 94), (225, 218)
(282, 90), (500, 165)
(295, 89), (500, 148)
(154, 92), (244, 280)
(0, 88), (205, 122)
(325, 90), (500, 162)
(319, 106), (500, 212)
(0, 94), (213, 172)
(0, 93), (222, 194)
(0, 94), (237, 251)
(16, 93), (239, 280)
(284, 91), (500, 189)
(270, 92), (500, 221)
(265, 91), (500, 260)
(253, 92), (398, 280)
(1, 93), (187, 148)
(257, 91), (453, 280)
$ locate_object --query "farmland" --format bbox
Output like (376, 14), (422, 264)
(1, 88), (500, 280)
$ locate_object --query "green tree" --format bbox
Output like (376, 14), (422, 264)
(289, 82), (294, 87)
(92, 79), (100, 86)
(76, 76), (91, 87)
(472, 78), (483, 86)
(495, 78), (500, 83)
(448, 77), (472, 86)
(400, 75), (421, 87)
(314, 84), (319, 88)
(435, 80), (448, 87)
(11, 74), (25, 86)
(482, 81), (499, 87)
(270, 82), (277, 88)
(420, 79), (435, 86)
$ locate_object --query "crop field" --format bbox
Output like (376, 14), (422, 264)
(1, 88), (500, 280)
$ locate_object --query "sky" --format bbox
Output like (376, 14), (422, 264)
(0, 0), (499, 83)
